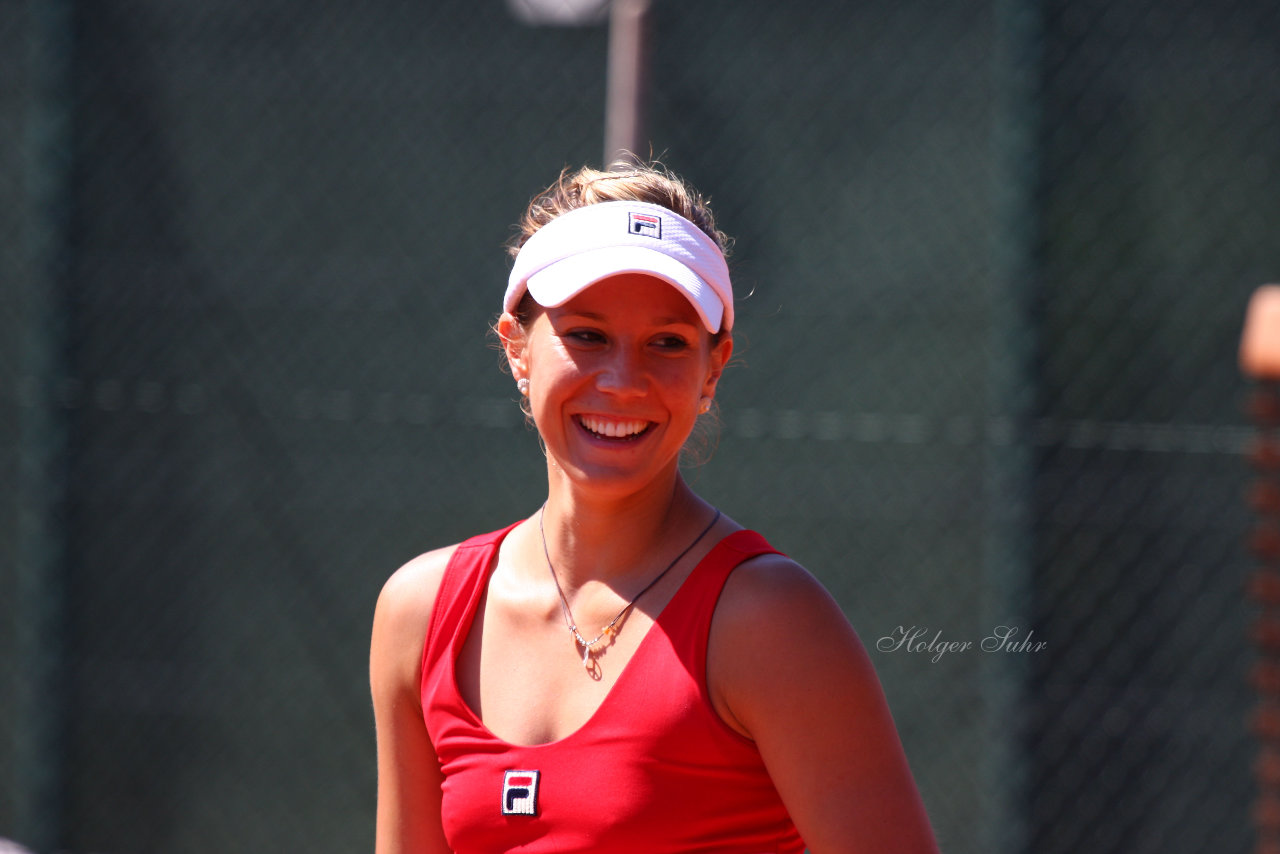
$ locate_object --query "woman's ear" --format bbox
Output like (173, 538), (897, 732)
(497, 313), (528, 380)
(702, 335), (733, 399)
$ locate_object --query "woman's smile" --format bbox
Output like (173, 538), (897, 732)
(575, 414), (654, 440)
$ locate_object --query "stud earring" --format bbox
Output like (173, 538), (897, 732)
(698, 396), (712, 415)
(517, 378), (530, 397)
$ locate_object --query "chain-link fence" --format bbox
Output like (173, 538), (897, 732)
(2, 1), (1278, 852)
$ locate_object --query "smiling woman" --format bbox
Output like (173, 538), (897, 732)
(502, 273), (729, 500)
(370, 163), (940, 854)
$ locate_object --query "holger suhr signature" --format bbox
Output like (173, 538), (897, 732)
(876, 625), (1047, 663)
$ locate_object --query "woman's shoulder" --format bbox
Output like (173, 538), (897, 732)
(709, 540), (878, 733)
(717, 545), (844, 632)
(372, 523), (521, 659)
(375, 523), (517, 627)
(708, 537), (940, 852)
(377, 545), (458, 622)
(694, 522), (840, 632)
(370, 544), (461, 685)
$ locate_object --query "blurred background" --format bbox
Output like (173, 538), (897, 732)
(2, 0), (1277, 851)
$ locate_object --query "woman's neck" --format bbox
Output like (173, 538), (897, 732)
(536, 470), (709, 591)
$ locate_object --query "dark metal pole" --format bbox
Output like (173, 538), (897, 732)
(15, 0), (76, 850)
(984, 0), (1043, 851)
(604, 0), (651, 169)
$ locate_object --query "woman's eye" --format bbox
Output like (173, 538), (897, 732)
(566, 329), (605, 344)
(653, 335), (690, 350)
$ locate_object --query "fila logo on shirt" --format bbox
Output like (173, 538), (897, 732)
(628, 211), (662, 239)
(501, 769), (540, 816)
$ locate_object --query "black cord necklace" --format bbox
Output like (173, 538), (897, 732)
(538, 506), (722, 670)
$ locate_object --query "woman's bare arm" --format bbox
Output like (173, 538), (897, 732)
(370, 548), (456, 854)
(710, 554), (939, 854)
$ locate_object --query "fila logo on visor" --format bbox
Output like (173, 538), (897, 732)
(501, 769), (540, 816)
(628, 211), (661, 239)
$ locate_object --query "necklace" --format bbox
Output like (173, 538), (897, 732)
(539, 506), (722, 670)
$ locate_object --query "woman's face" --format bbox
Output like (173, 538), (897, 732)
(507, 273), (732, 497)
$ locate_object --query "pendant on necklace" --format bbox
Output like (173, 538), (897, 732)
(582, 643), (592, 670)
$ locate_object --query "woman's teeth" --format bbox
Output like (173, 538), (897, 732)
(579, 415), (649, 438)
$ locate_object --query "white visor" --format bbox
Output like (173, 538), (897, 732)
(505, 200), (733, 333)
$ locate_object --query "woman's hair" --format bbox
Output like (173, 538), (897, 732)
(505, 162), (732, 333)
(507, 162), (731, 262)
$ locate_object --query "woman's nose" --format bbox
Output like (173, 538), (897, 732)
(596, 350), (646, 397)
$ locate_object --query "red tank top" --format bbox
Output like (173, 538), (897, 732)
(420, 524), (806, 853)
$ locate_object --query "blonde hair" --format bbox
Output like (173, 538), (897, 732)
(508, 163), (731, 261)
